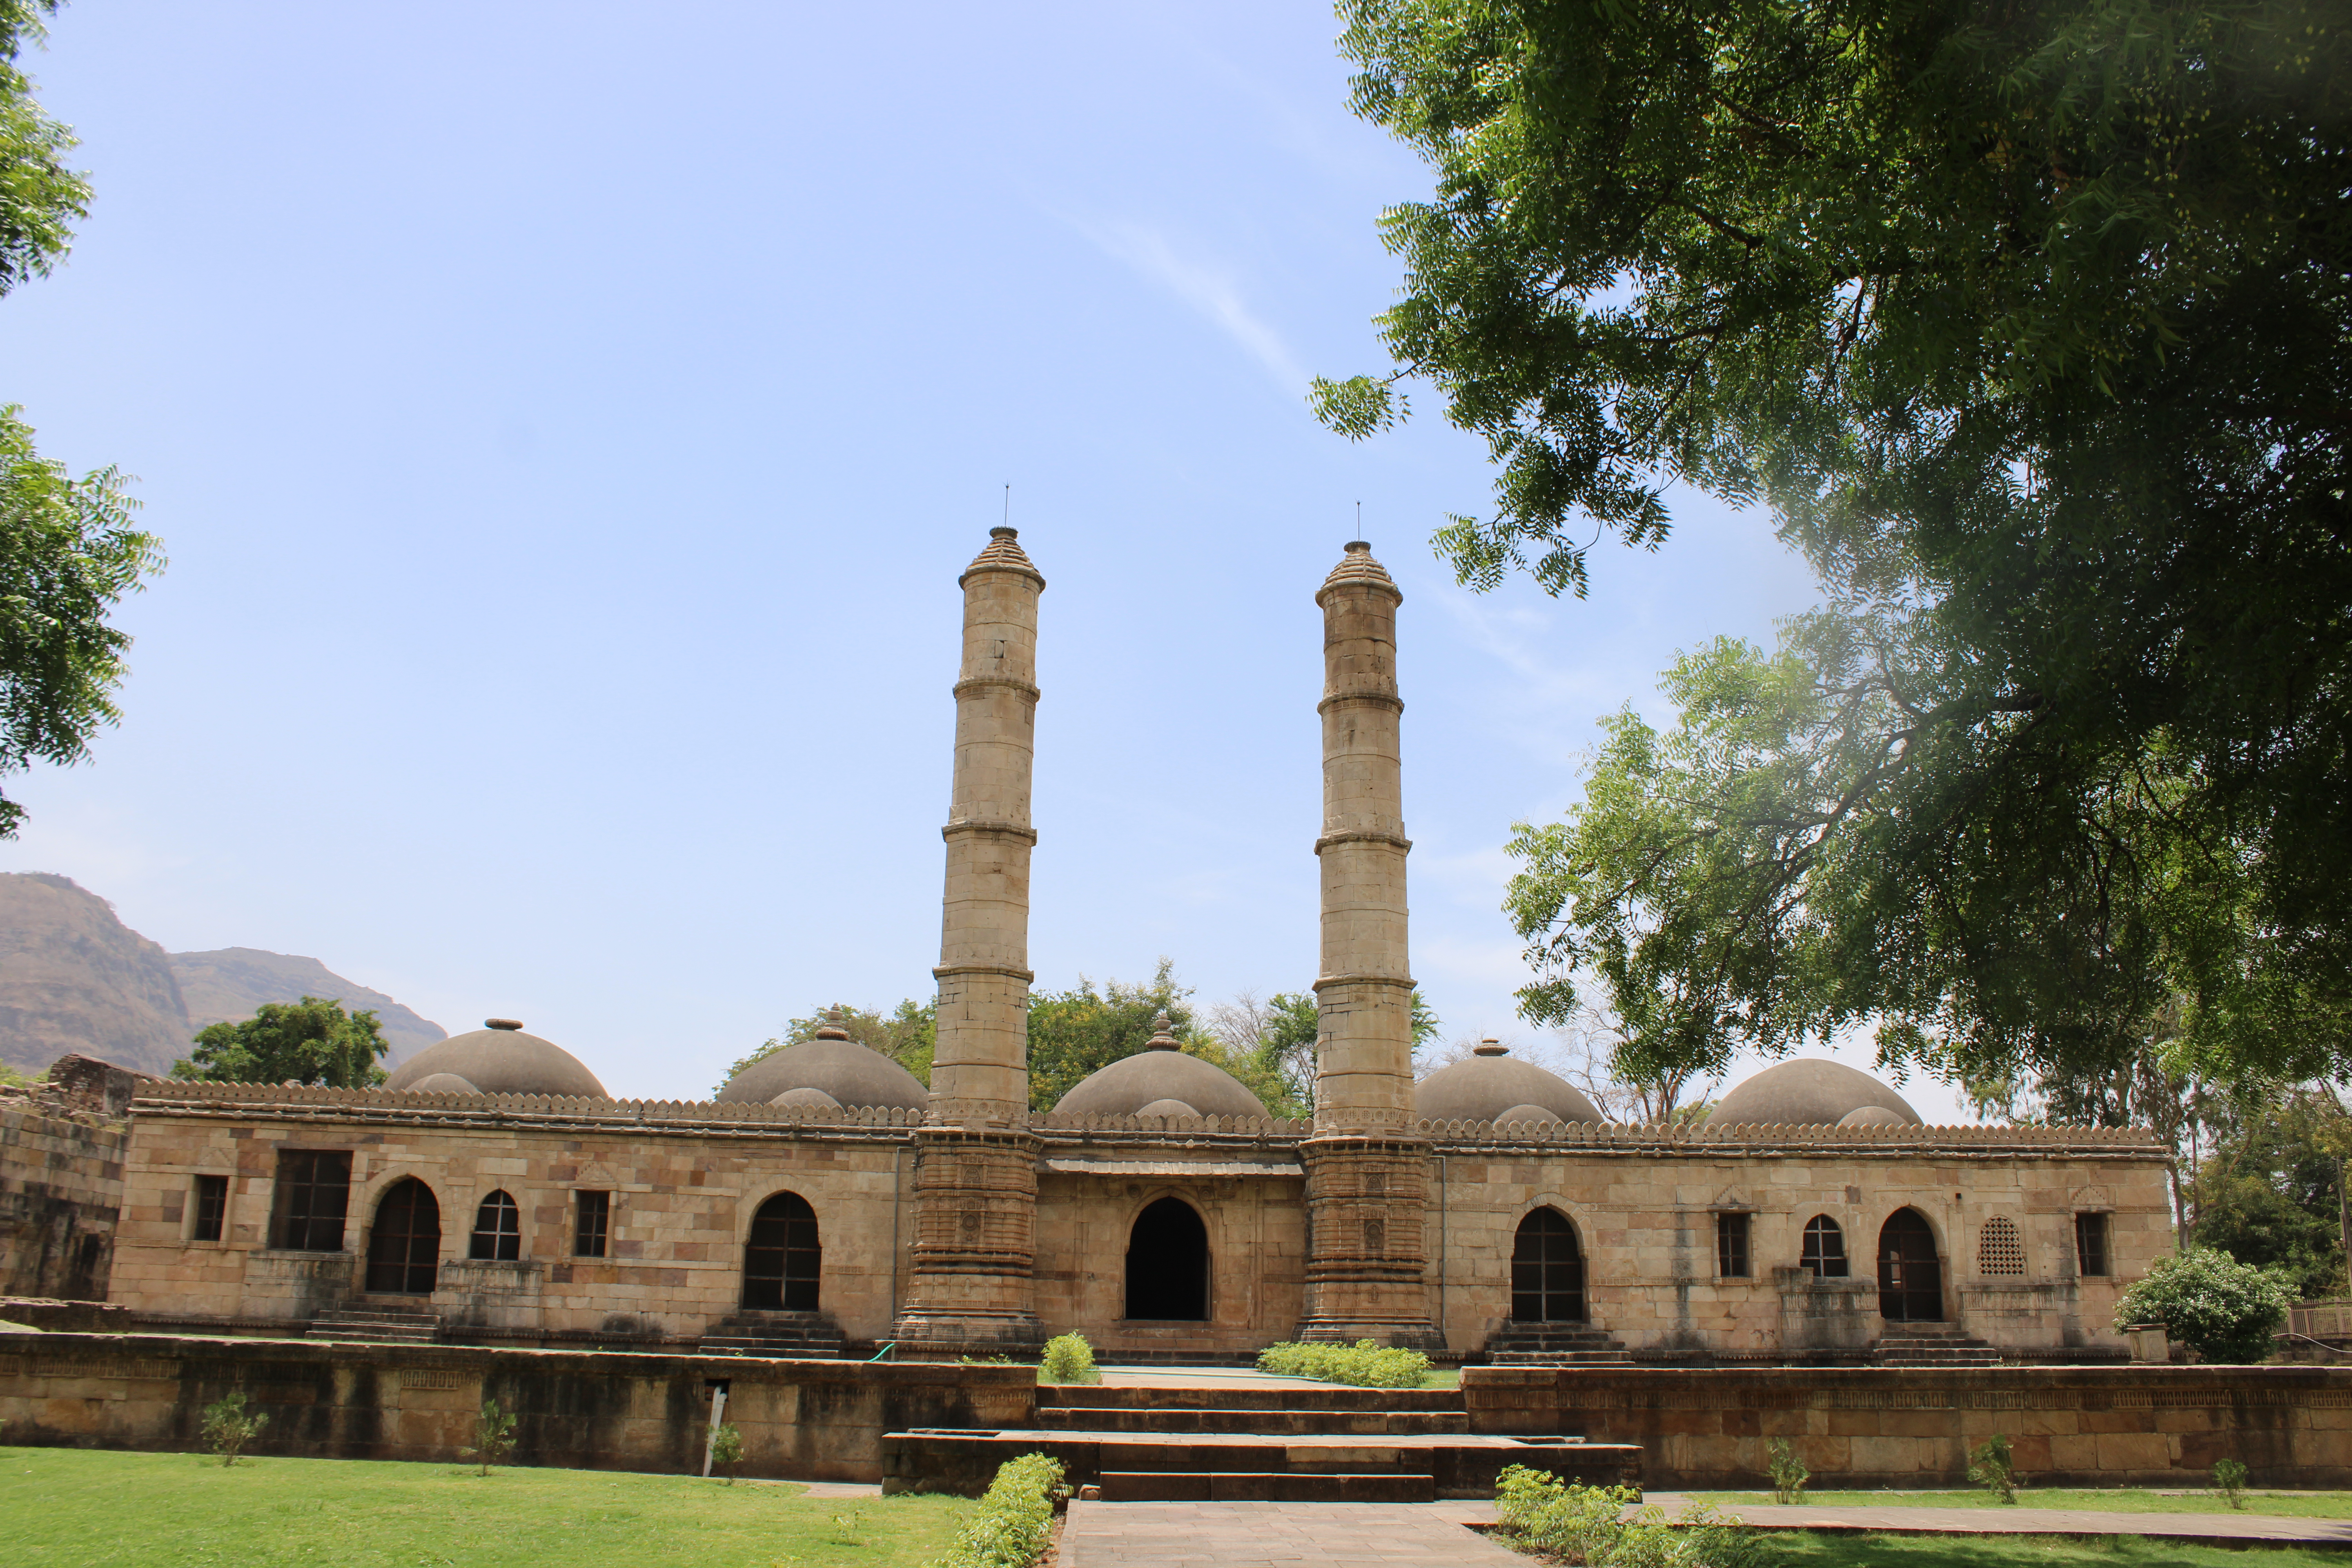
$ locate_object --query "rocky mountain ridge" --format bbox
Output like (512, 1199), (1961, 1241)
(0, 873), (444, 1076)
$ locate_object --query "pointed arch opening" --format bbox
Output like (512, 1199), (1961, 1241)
(742, 1190), (820, 1310)
(1511, 1207), (1585, 1322)
(1800, 1214), (1849, 1278)
(1878, 1208), (1944, 1321)
(365, 1177), (441, 1295)
(469, 1190), (521, 1261)
(1124, 1196), (1208, 1321)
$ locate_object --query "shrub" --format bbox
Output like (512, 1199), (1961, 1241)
(1255, 1339), (1431, 1389)
(1494, 1465), (1757, 1567)
(2214, 1457), (2249, 1508)
(1967, 1434), (2023, 1504)
(199, 1391), (267, 1467)
(2112, 1248), (2291, 1364)
(1039, 1333), (1099, 1385)
(708, 1421), (742, 1483)
(1765, 1437), (1808, 1504)
(463, 1399), (517, 1477)
(930, 1452), (1065, 1568)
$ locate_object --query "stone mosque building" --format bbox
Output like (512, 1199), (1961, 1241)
(103, 533), (2171, 1363)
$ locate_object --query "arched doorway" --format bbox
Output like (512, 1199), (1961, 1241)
(742, 1191), (821, 1310)
(1878, 1209), (1943, 1321)
(1511, 1207), (1585, 1322)
(365, 1178), (440, 1295)
(1124, 1196), (1208, 1320)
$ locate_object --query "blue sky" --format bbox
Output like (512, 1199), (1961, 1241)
(0, 2), (1969, 1118)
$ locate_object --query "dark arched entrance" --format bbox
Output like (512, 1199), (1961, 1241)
(1878, 1208), (1944, 1321)
(742, 1191), (821, 1310)
(365, 1178), (440, 1295)
(1124, 1197), (1208, 1320)
(1512, 1207), (1585, 1322)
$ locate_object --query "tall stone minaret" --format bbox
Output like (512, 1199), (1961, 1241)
(1298, 540), (1440, 1347)
(893, 526), (1046, 1351)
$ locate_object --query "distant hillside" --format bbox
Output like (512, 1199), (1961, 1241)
(0, 872), (447, 1076)
(0, 873), (191, 1076)
(170, 949), (445, 1065)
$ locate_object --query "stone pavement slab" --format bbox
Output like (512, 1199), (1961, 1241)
(1062, 1499), (1521, 1568)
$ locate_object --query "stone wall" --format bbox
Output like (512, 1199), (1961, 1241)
(112, 1093), (913, 1343)
(0, 1330), (1033, 1481)
(1429, 1133), (2171, 1357)
(0, 1095), (127, 1300)
(1464, 1365), (2352, 1488)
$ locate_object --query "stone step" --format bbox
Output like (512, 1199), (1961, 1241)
(1041, 1386), (1464, 1414)
(1491, 1350), (1637, 1366)
(308, 1310), (436, 1344)
(1878, 1353), (2003, 1366)
(1098, 1470), (1436, 1504)
(1036, 1405), (1469, 1436)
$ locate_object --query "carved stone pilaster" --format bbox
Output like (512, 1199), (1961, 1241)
(1296, 1134), (1441, 1347)
(891, 1125), (1044, 1350)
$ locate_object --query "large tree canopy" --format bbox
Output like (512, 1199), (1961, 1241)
(1326, 0), (2352, 1089)
(0, 2), (160, 835)
(172, 997), (390, 1089)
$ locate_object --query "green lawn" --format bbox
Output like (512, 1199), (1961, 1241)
(1751, 1534), (2351, 1568)
(0, 1446), (969, 1567)
(1693, 1489), (2352, 1519)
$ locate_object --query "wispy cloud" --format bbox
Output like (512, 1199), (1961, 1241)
(1071, 216), (1307, 395)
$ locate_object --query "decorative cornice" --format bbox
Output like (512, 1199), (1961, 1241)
(952, 677), (1041, 703)
(1314, 830), (1412, 855)
(1311, 972), (1416, 991)
(1316, 693), (1405, 716)
(939, 820), (1039, 845)
(930, 962), (1036, 982)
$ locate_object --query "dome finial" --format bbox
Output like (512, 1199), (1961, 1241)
(1474, 1037), (1506, 1056)
(485, 1018), (523, 1031)
(815, 1007), (852, 1041)
(1145, 1012), (1180, 1051)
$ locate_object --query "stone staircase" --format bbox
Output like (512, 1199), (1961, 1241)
(1483, 1323), (1636, 1366)
(884, 1379), (1640, 1502)
(1872, 1326), (2002, 1367)
(306, 1308), (437, 1344)
(695, 1312), (846, 1358)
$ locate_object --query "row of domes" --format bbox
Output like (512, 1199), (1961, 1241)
(387, 1014), (1923, 1129)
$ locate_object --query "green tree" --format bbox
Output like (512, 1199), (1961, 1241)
(1325, 0), (2352, 1092)
(1027, 960), (1198, 1113)
(720, 999), (935, 1095)
(2189, 1088), (2350, 1299)
(171, 996), (390, 1088)
(2114, 1247), (2291, 1363)
(0, 5), (161, 837)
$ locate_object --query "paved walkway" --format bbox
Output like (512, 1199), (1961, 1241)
(1061, 1496), (2352, 1565)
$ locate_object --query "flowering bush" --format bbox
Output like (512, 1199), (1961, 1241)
(1255, 1339), (1431, 1388)
(2113, 1249), (2290, 1364)
(931, 1452), (1064, 1568)
(1494, 1465), (1757, 1567)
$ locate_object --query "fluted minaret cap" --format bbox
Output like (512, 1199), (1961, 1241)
(959, 524), (1046, 589)
(1144, 1011), (1181, 1051)
(1316, 538), (1401, 606)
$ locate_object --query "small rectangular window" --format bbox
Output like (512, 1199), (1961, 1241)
(574, 1191), (610, 1258)
(1715, 1211), (1751, 1278)
(271, 1150), (352, 1252)
(191, 1174), (228, 1243)
(2075, 1211), (2111, 1277)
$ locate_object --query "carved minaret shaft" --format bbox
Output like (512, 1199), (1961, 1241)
(1299, 540), (1440, 1346)
(893, 525), (1045, 1350)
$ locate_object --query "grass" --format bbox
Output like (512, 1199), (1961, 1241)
(1749, 1534), (2352, 1568)
(1693, 1488), (2352, 1518)
(0, 1446), (969, 1567)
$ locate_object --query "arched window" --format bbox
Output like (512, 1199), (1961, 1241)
(469, 1190), (521, 1261)
(1511, 1207), (1585, 1322)
(365, 1178), (441, 1296)
(1978, 1215), (2025, 1276)
(1124, 1197), (1209, 1321)
(741, 1191), (820, 1311)
(1800, 1215), (1848, 1278)
(1877, 1209), (1942, 1321)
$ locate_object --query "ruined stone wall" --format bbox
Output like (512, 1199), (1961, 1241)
(1430, 1138), (2170, 1356)
(0, 1095), (127, 1300)
(1465, 1365), (2352, 1488)
(0, 1330), (1031, 1481)
(110, 1096), (913, 1343)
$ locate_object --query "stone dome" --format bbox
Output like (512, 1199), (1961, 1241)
(384, 1020), (610, 1099)
(1495, 1103), (1562, 1125)
(717, 1013), (928, 1111)
(1838, 1104), (1909, 1127)
(1416, 1042), (1603, 1125)
(405, 1072), (479, 1094)
(771, 1086), (843, 1110)
(1135, 1098), (1200, 1119)
(1051, 1014), (1270, 1119)
(1711, 1057), (1921, 1127)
